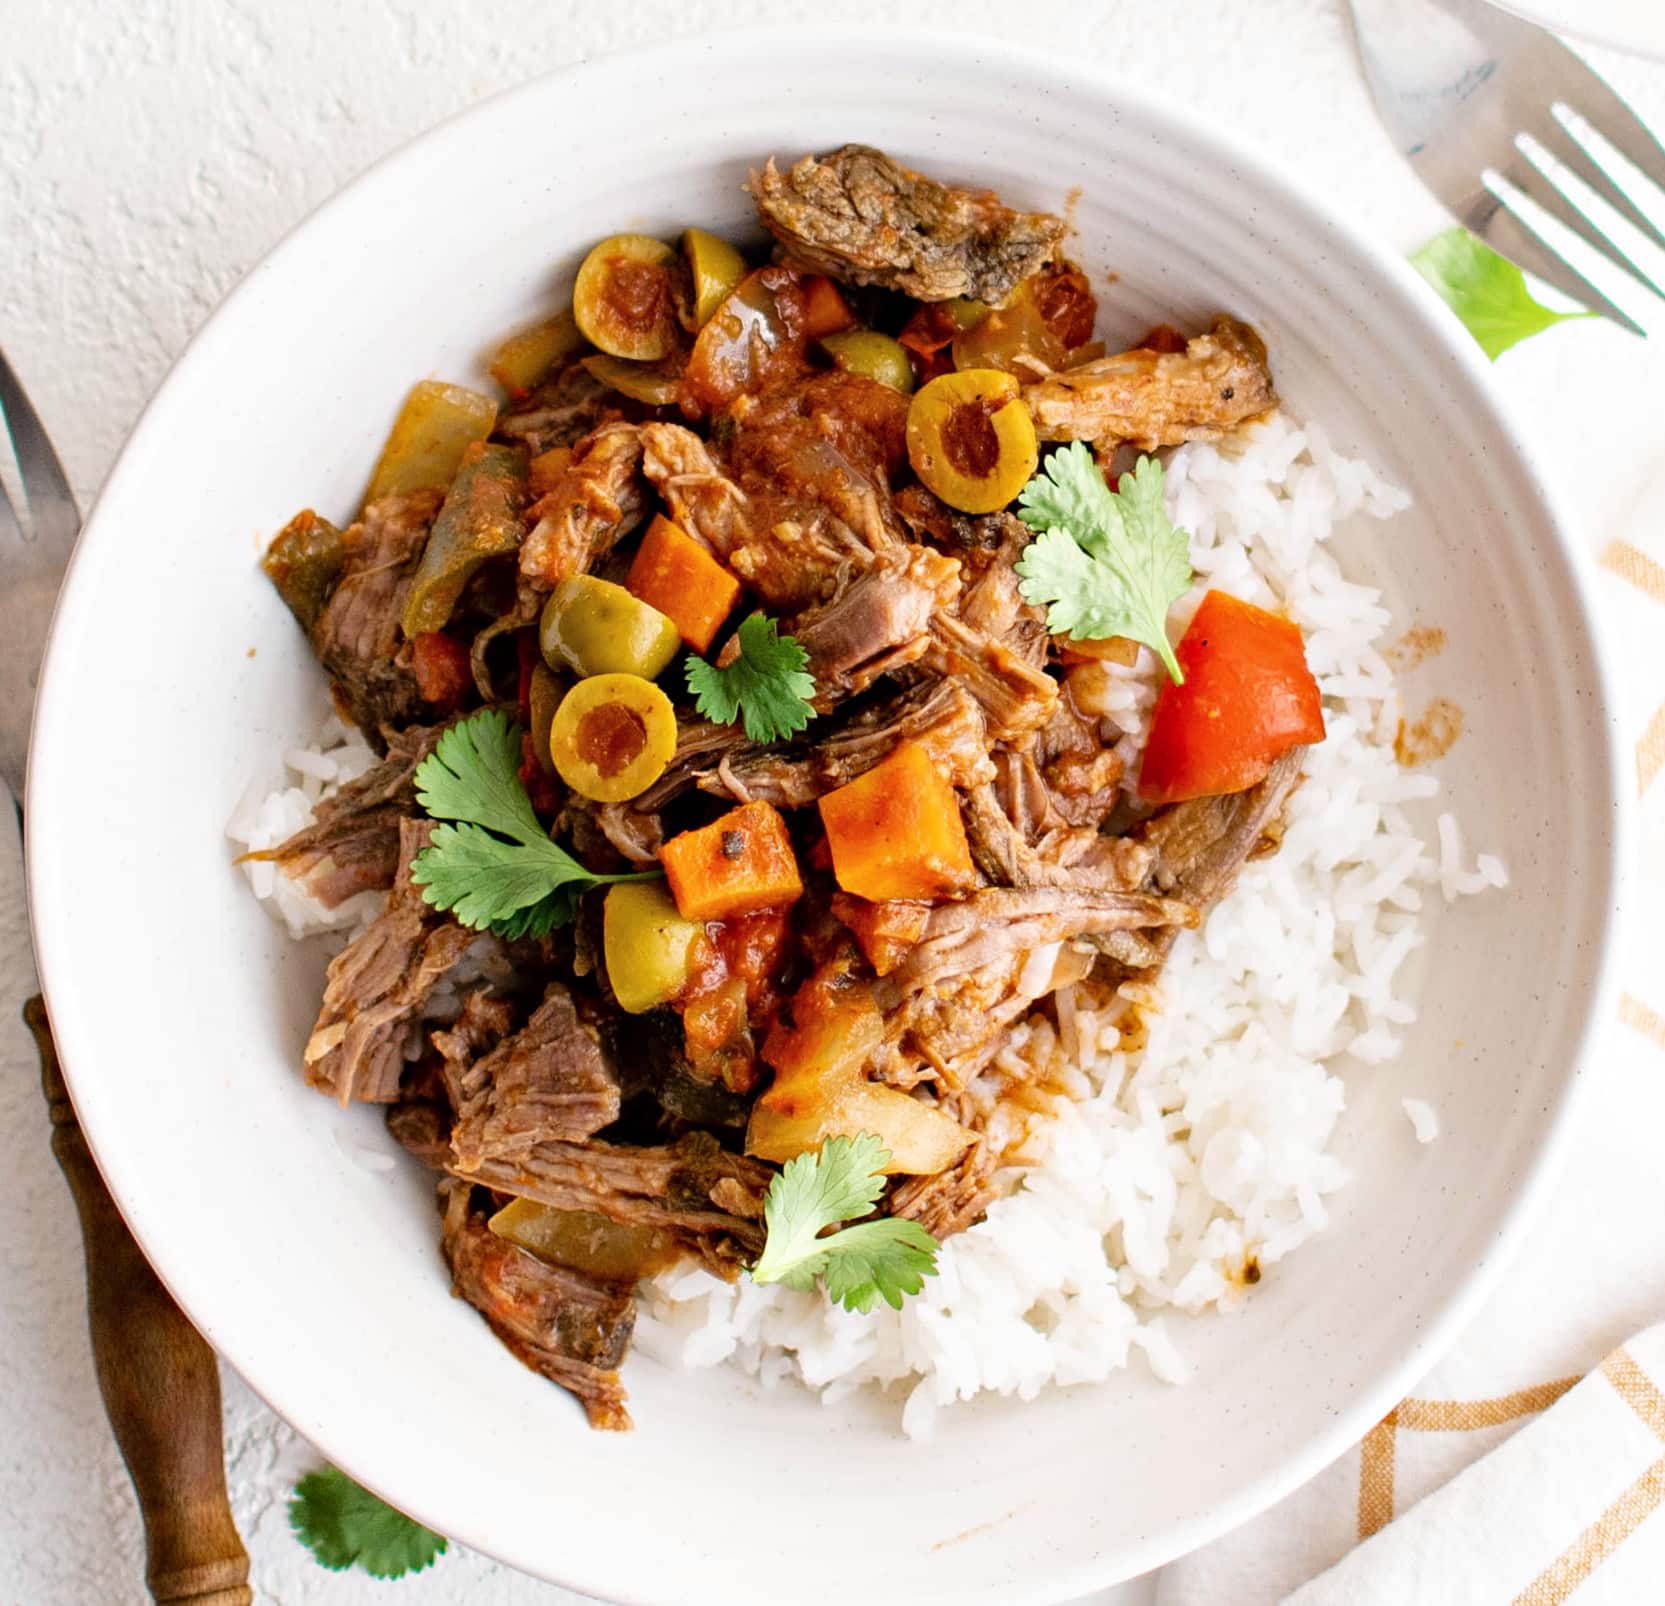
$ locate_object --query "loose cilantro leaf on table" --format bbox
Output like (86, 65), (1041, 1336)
(750, 1132), (939, 1314)
(289, 1465), (448, 1579)
(410, 708), (655, 936)
(1015, 445), (1193, 683)
(1409, 227), (1594, 360)
(685, 613), (817, 744)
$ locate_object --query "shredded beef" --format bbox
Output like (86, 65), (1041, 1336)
(891, 1141), (998, 1239)
(1024, 316), (1277, 449)
(883, 886), (1194, 997)
(449, 983), (621, 1171)
(749, 145), (1067, 303)
(1128, 748), (1305, 963)
(442, 1187), (636, 1431)
(310, 491), (443, 741)
(254, 720), (449, 908)
(495, 358), (620, 455)
(518, 421), (647, 592)
(449, 1131), (771, 1272)
(303, 820), (488, 1104)
(710, 681), (993, 808)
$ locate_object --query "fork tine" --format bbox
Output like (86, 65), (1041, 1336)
(0, 353), (78, 548)
(1502, 146), (1665, 305)
(1559, 72), (1665, 242)
(1545, 107), (1665, 257)
(1470, 192), (1647, 336)
(0, 460), (22, 549)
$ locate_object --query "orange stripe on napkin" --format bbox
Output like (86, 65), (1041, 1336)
(1357, 1410), (1397, 1539)
(1638, 701), (1665, 796)
(1600, 1348), (1665, 1442)
(1620, 994), (1665, 1052)
(1600, 539), (1665, 605)
(1512, 1455), (1665, 1605)
(1396, 1377), (1579, 1432)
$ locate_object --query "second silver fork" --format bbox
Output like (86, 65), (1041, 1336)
(1348, 0), (1665, 333)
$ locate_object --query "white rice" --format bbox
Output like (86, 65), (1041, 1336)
(1402, 1098), (1441, 1144)
(631, 412), (1505, 1437)
(231, 410), (1504, 1440)
(226, 713), (387, 943)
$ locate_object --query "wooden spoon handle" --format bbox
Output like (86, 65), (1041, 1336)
(26, 995), (254, 1606)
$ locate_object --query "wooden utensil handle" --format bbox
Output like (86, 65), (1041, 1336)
(26, 995), (254, 1606)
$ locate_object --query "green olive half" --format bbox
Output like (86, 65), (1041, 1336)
(539, 575), (681, 681)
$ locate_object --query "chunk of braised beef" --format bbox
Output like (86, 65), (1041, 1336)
(441, 1183), (636, 1431)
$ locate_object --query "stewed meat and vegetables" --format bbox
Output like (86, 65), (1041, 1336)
(254, 145), (1320, 1429)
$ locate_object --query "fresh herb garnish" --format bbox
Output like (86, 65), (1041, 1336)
(750, 1132), (939, 1314)
(1014, 445), (1193, 684)
(289, 1465), (448, 1579)
(685, 613), (816, 744)
(1409, 227), (1595, 360)
(410, 708), (656, 936)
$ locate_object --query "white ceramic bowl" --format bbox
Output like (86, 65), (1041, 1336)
(27, 28), (1627, 1606)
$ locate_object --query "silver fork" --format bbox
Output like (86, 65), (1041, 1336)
(0, 354), (80, 795)
(1348, 0), (1665, 334)
(0, 354), (253, 1604)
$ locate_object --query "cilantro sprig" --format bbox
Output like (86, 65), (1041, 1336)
(1014, 445), (1193, 684)
(751, 1133), (939, 1314)
(685, 613), (816, 744)
(290, 1465), (448, 1579)
(1409, 227), (1595, 360)
(410, 708), (656, 937)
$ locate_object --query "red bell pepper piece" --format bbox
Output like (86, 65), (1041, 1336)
(1137, 590), (1325, 805)
(514, 627), (541, 725)
(409, 631), (474, 712)
(798, 275), (857, 340)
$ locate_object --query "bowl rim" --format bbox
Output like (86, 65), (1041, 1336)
(25, 22), (1633, 1600)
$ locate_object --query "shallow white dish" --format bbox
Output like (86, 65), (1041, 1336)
(26, 27), (1627, 1606)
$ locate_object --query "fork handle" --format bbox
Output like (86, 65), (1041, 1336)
(26, 996), (254, 1605)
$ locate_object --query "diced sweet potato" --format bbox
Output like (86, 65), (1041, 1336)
(660, 800), (803, 921)
(818, 740), (976, 902)
(626, 514), (742, 652)
(830, 892), (930, 977)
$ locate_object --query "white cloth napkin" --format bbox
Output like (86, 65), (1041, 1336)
(1287, 1326), (1665, 1604)
(1154, 456), (1665, 1604)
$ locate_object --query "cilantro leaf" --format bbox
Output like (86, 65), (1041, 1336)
(750, 1132), (940, 1313)
(289, 1465), (448, 1580)
(1015, 446), (1192, 683)
(415, 709), (545, 848)
(409, 708), (656, 936)
(410, 822), (595, 933)
(488, 885), (582, 940)
(817, 1217), (941, 1314)
(685, 614), (816, 744)
(1409, 227), (1595, 361)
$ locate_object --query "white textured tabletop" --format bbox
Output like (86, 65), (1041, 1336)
(4, 3), (1664, 1603)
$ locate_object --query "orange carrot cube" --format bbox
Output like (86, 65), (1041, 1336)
(818, 741), (976, 903)
(660, 800), (804, 921)
(626, 514), (742, 653)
